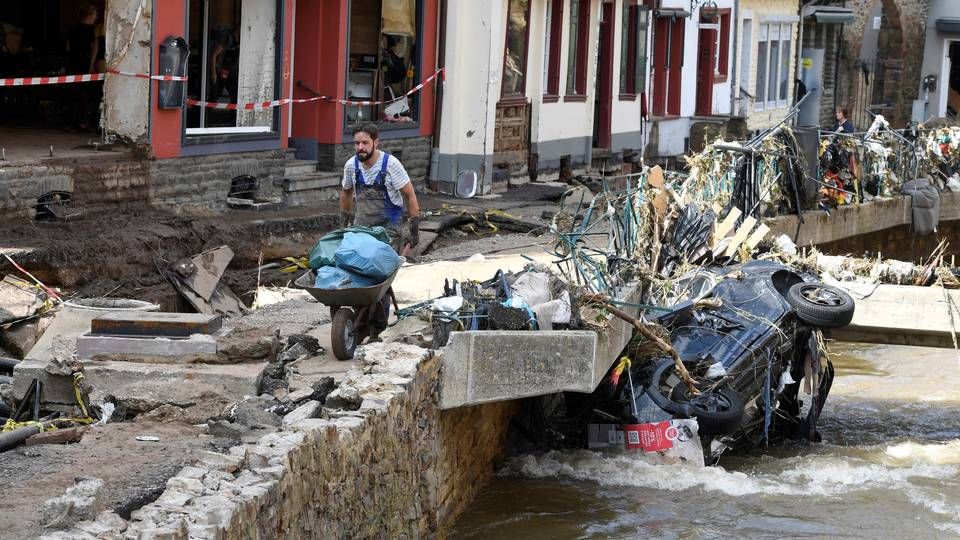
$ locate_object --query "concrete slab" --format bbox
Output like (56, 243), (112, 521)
(76, 333), (218, 361)
(90, 312), (222, 337)
(831, 283), (960, 348)
(12, 356), (263, 408)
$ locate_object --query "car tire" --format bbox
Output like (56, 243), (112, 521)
(786, 282), (855, 328)
(669, 384), (745, 435)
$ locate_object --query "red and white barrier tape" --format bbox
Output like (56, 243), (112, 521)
(187, 68), (445, 110)
(0, 69), (186, 87)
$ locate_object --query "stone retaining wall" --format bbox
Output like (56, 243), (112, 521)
(0, 150), (289, 221)
(43, 343), (517, 539)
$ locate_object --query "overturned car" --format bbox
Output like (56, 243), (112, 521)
(525, 259), (855, 464)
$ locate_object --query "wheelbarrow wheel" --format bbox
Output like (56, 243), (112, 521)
(331, 307), (357, 360)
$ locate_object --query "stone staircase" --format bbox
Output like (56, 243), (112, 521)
(280, 160), (342, 207)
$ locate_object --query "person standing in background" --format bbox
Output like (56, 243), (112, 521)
(66, 4), (99, 131)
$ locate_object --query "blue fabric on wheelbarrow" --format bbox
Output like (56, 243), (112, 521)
(313, 266), (380, 289)
(308, 226), (391, 269)
(334, 231), (402, 281)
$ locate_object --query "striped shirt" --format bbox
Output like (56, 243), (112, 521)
(342, 151), (410, 207)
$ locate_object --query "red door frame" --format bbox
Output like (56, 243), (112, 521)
(696, 26), (717, 116)
(595, 1), (615, 148)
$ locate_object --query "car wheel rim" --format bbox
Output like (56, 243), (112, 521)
(800, 285), (844, 307)
(689, 391), (732, 413)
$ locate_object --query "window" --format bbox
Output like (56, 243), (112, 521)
(754, 22), (792, 111)
(502, 0), (531, 97)
(715, 10), (731, 81)
(543, 0), (563, 98)
(620, 2), (650, 96)
(345, 0), (421, 126)
(566, 0), (590, 96)
(186, 0), (280, 135)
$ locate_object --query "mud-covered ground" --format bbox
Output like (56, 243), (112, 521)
(0, 422), (233, 540)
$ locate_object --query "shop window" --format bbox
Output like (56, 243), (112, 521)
(543, 0), (563, 99)
(566, 0), (590, 96)
(346, 0), (421, 127)
(502, 0), (531, 98)
(620, 2), (649, 96)
(185, 0), (280, 136)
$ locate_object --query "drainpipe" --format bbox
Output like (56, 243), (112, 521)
(429, 0), (448, 187)
(729, 0), (739, 117)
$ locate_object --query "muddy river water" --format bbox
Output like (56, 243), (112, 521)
(451, 342), (960, 538)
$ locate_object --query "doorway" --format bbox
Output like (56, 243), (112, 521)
(947, 41), (959, 118)
(695, 22), (718, 116)
(0, 1), (111, 163)
(593, 1), (614, 149)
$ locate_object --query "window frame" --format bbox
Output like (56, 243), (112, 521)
(342, 0), (425, 132)
(619, 1), (650, 99)
(501, 0), (532, 100)
(564, 0), (591, 100)
(714, 8), (731, 83)
(543, 0), (564, 102)
(182, 0), (284, 144)
(754, 22), (792, 112)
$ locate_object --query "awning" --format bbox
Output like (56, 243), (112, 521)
(655, 8), (691, 19)
(935, 18), (960, 33)
(803, 6), (855, 25)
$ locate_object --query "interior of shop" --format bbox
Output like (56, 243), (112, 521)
(346, 0), (419, 126)
(185, 0), (278, 135)
(0, 1), (110, 162)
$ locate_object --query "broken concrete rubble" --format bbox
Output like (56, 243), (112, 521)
(0, 274), (47, 325)
(40, 477), (104, 530)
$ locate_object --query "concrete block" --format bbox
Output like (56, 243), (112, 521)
(439, 330), (596, 409)
(76, 333), (218, 361)
(438, 282), (642, 410)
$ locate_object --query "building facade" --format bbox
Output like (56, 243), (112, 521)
(918, 0), (960, 122)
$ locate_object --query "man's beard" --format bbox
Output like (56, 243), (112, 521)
(356, 150), (372, 162)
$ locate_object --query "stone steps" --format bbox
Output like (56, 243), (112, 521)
(284, 160), (318, 177)
(282, 171), (342, 207)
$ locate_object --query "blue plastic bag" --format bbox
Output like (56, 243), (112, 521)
(334, 232), (401, 281)
(313, 266), (379, 289)
(308, 226), (391, 269)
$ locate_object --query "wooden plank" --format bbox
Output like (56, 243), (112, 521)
(91, 312), (223, 337)
(647, 166), (668, 217)
(712, 207), (742, 248)
(744, 223), (771, 252)
(723, 215), (757, 257)
(180, 246), (234, 301)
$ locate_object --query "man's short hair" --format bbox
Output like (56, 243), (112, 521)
(352, 123), (379, 140)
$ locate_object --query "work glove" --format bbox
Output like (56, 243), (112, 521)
(339, 211), (354, 229)
(407, 216), (420, 247)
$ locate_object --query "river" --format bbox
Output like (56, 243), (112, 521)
(451, 342), (960, 539)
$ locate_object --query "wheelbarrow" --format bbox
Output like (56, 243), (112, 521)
(294, 264), (402, 360)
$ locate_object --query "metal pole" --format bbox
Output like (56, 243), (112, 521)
(200, 0), (210, 129)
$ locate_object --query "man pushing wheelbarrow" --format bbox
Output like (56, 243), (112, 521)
(335, 123), (421, 347)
